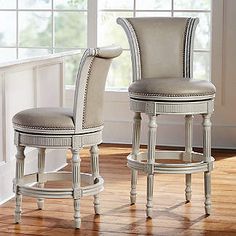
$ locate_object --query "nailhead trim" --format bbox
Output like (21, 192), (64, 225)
(130, 91), (215, 98)
(13, 122), (74, 130)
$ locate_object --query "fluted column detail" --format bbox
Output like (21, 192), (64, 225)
(185, 115), (193, 202)
(71, 149), (81, 228)
(130, 112), (142, 204)
(37, 148), (46, 209)
(90, 145), (100, 214)
(146, 115), (157, 218)
(202, 114), (212, 215)
(15, 145), (25, 223)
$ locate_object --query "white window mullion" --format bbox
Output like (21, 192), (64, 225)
(16, 0), (19, 59)
(171, 0), (174, 17)
(52, 0), (55, 53)
(134, 0), (136, 17)
(87, 0), (97, 48)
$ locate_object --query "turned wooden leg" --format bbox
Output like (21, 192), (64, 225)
(15, 145), (25, 223)
(185, 174), (191, 202)
(71, 149), (81, 229)
(202, 114), (212, 215)
(90, 145), (100, 214)
(37, 148), (46, 210)
(146, 115), (157, 218)
(185, 115), (193, 202)
(130, 112), (141, 205)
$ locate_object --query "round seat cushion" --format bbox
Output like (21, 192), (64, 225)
(12, 107), (75, 134)
(128, 78), (216, 101)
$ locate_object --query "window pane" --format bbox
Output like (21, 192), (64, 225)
(136, 0), (171, 10)
(98, 0), (134, 9)
(136, 11), (171, 17)
(106, 51), (132, 90)
(19, 0), (51, 9)
(98, 12), (132, 49)
(174, 12), (211, 50)
(0, 12), (16, 46)
(18, 48), (51, 59)
(65, 54), (82, 86)
(193, 52), (210, 81)
(174, 0), (211, 10)
(19, 12), (52, 47)
(0, 0), (16, 9)
(55, 12), (87, 48)
(0, 48), (16, 62)
(54, 0), (87, 10)
(55, 49), (83, 86)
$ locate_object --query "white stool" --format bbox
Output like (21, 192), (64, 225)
(117, 17), (215, 218)
(12, 45), (122, 228)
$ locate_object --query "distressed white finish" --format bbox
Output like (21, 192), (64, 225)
(12, 46), (122, 229)
(130, 112), (141, 204)
(185, 115), (193, 202)
(90, 145), (101, 214)
(37, 148), (45, 210)
(117, 17), (215, 218)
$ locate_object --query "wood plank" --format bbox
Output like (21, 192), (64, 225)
(0, 144), (236, 235)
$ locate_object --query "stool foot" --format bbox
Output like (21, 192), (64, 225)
(130, 169), (138, 205)
(205, 205), (211, 215)
(146, 174), (154, 218)
(130, 194), (136, 205)
(74, 218), (81, 229)
(94, 195), (100, 214)
(185, 174), (192, 202)
(15, 194), (22, 223)
(74, 199), (81, 229)
(204, 171), (211, 215)
(15, 213), (21, 224)
(146, 205), (153, 218)
(37, 199), (44, 210)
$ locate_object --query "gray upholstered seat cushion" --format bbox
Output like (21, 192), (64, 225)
(12, 108), (75, 134)
(129, 78), (216, 101)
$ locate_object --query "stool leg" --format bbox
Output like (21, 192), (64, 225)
(71, 149), (81, 229)
(146, 115), (157, 218)
(15, 145), (25, 223)
(90, 145), (100, 214)
(130, 112), (142, 205)
(185, 115), (193, 202)
(37, 148), (46, 210)
(202, 114), (212, 215)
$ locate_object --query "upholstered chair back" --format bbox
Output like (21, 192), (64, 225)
(73, 46), (122, 133)
(117, 17), (198, 81)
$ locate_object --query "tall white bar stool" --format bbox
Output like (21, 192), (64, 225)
(117, 17), (215, 218)
(12, 45), (122, 228)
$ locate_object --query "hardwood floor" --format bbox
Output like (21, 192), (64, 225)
(0, 144), (236, 235)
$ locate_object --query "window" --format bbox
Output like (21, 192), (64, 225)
(0, 0), (87, 85)
(0, 0), (212, 89)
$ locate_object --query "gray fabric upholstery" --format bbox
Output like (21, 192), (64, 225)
(129, 78), (216, 101)
(126, 17), (195, 79)
(13, 108), (74, 133)
(73, 45), (122, 132)
(82, 57), (111, 129)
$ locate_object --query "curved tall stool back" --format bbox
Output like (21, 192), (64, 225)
(12, 45), (122, 228)
(117, 17), (216, 218)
